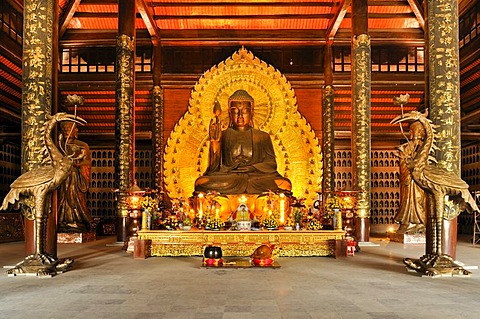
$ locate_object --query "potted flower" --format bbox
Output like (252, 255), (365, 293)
(293, 208), (303, 230)
(183, 216), (192, 231)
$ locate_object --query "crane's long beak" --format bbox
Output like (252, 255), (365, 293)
(390, 114), (412, 125)
(60, 113), (87, 126)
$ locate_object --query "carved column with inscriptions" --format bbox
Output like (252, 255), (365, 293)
(425, 0), (461, 258)
(115, 0), (136, 243)
(322, 42), (335, 195)
(21, 0), (57, 257)
(351, 0), (371, 242)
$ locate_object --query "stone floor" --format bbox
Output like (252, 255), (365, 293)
(1, 235), (480, 319)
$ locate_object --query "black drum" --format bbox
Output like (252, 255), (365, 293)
(204, 246), (222, 259)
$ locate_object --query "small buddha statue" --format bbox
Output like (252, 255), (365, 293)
(194, 89), (291, 195)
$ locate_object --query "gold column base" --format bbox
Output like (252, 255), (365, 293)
(404, 254), (471, 277)
(5, 254), (74, 277)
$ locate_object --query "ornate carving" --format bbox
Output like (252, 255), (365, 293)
(352, 33), (371, 48)
(322, 85), (335, 193)
(351, 34), (371, 217)
(427, 0), (461, 173)
(153, 85), (164, 192)
(115, 33), (135, 217)
(1, 113), (85, 276)
(163, 47), (322, 204)
(0, 213), (24, 243)
(139, 230), (343, 257)
(22, 0), (55, 172)
(392, 110), (478, 277)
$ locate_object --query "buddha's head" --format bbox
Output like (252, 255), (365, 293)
(228, 90), (254, 130)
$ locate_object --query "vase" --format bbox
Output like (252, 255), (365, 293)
(295, 223), (301, 230)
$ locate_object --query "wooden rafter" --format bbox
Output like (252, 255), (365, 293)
(136, 0), (160, 43)
(60, 0), (83, 38)
(462, 108), (480, 125)
(150, 1), (333, 7)
(152, 13), (332, 20)
(406, 0), (425, 30)
(325, 0), (351, 41)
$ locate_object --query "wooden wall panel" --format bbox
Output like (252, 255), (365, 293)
(294, 88), (323, 137)
(163, 88), (191, 142)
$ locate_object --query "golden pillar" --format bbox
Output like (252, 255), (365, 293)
(153, 85), (164, 192)
(115, 0), (136, 242)
(21, 0), (57, 257)
(351, 0), (371, 242)
(322, 43), (335, 195)
(152, 43), (164, 193)
(425, 0), (461, 258)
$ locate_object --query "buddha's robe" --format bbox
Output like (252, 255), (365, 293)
(195, 127), (291, 194)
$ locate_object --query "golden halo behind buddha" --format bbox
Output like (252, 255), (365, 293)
(163, 47), (322, 205)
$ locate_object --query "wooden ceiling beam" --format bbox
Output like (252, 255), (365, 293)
(150, 1), (333, 7)
(0, 63), (21, 81)
(60, 0), (82, 38)
(0, 35), (22, 66)
(325, 0), (351, 41)
(406, 0), (425, 30)
(0, 105), (21, 121)
(136, 0), (160, 44)
(81, 0), (117, 4)
(344, 13), (416, 19)
(0, 77), (21, 98)
(462, 108), (480, 125)
(152, 13), (332, 20)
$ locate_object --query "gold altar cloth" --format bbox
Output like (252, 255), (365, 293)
(138, 230), (345, 257)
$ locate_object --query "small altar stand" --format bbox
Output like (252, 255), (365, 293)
(138, 229), (346, 258)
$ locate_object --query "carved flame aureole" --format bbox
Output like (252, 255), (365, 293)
(163, 47), (322, 204)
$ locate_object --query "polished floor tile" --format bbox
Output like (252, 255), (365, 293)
(1, 235), (480, 319)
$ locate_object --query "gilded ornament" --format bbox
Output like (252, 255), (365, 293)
(164, 47), (322, 204)
(392, 110), (477, 276)
(2, 113), (86, 276)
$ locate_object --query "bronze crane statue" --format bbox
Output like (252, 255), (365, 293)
(1, 113), (86, 276)
(391, 109), (478, 277)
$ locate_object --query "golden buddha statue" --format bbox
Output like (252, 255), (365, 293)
(194, 90), (291, 195)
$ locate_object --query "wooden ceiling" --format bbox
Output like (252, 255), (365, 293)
(1, 0), (479, 144)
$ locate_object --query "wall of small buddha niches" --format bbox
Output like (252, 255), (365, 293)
(459, 143), (480, 234)
(334, 150), (400, 234)
(0, 143), (21, 204)
(87, 148), (153, 219)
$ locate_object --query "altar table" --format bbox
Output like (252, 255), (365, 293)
(138, 230), (346, 258)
